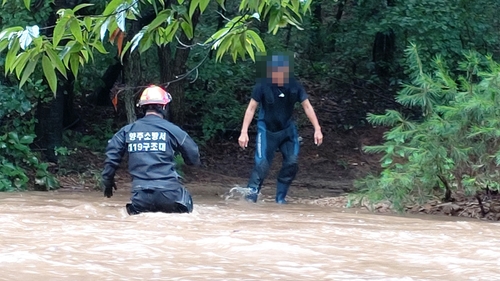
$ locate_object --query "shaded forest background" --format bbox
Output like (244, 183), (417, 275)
(1, 0), (500, 218)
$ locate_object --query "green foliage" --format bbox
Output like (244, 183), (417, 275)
(185, 57), (250, 142)
(0, 2), (60, 192)
(0, 0), (52, 26)
(298, 0), (500, 88)
(62, 119), (117, 152)
(0, 76), (59, 191)
(0, 129), (58, 191)
(174, 153), (185, 177)
(385, 0), (499, 64)
(353, 44), (500, 211)
(0, 0), (313, 94)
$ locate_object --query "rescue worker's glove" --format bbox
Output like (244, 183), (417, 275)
(102, 178), (117, 198)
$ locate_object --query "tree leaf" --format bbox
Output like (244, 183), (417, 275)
(91, 41), (108, 54)
(150, 0), (158, 14)
(139, 33), (153, 53)
(205, 27), (229, 45)
(0, 40), (8, 53)
(109, 28), (120, 43)
(290, 0), (300, 13)
(165, 21), (180, 41)
(0, 27), (21, 41)
(70, 19), (83, 43)
(267, 8), (281, 32)
(154, 31), (161, 46)
(103, 0), (123, 15)
(18, 30), (33, 50)
(215, 36), (232, 62)
(59, 40), (80, 62)
(13, 52), (30, 79)
(5, 41), (20, 75)
(120, 41), (132, 63)
(19, 54), (39, 88)
(129, 28), (145, 53)
(238, 0), (248, 12)
(80, 49), (89, 63)
(189, 0), (200, 19)
(73, 3), (93, 13)
(100, 17), (111, 41)
(215, 0), (225, 10)
(244, 39), (255, 61)
(23, 0), (30, 10)
(45, 47), (67, 78)
(53, 17), (69, 46)
(116, 31), (124, 57)
(19, 135), (34, 144)
(301, 0), (313, 14)
(199, 0), (210, 13)
(231, 34), (244, 62)
(42, 55), (57, 94)
(69, 54), (79, 78)
(258, 1), (267, 15)
(181, 21), (193, 39)
(116, 10), (126, 32)
(147, 9), (171, 31)
(246, 30), (265, 52)
(8, 132), (19, 144)
(27, 25), (40, 38)
(84, 17), (92, 31)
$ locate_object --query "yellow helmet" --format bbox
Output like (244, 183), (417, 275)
(137, 85), (172, 106)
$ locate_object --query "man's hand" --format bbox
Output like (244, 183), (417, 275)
(314, 129), (323, 146)
(102, 178), (117, 198)
(301, 99), (323, 146)
(238, 132), (249, 149)
(239, 99), (258, 149)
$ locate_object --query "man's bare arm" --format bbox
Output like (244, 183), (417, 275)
(238, 99), (259, 148)
(301, 99), (323, 146)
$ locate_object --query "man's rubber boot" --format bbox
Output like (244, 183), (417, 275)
(276, 182), (289, 204)
(244, 187), (259, 203)
(126, 203), (140, 215)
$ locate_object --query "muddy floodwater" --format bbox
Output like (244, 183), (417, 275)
(1, 190), (500, 281)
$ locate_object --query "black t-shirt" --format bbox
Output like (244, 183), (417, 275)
(251, 77), (308, 132)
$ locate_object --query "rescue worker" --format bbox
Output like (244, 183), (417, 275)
(101, 85), (201, 215)
(238, 53), (323, 204)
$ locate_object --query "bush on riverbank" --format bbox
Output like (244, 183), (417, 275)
(353, 44), (500, 214)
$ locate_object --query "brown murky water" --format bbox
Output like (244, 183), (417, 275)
(1, 190), (500, 281)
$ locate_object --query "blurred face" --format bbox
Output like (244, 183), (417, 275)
(270, 66), (289, 86)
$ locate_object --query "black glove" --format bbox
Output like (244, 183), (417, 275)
(102, 178), (117, 198)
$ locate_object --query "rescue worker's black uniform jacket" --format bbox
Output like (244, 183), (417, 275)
(102, 114), (201, 190)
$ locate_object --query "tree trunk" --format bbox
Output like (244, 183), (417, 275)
(372, 29), (395, 80)
(308, 1), (323, 60)
(35, 0), (79, 162)
(157, 9), (200, 126)
(35, 87), (65, 163)
(62, 72), (79, 129)
(87, 62), (123, 106)
(122, 22), (143, 124)
(158, 44), (173, 121)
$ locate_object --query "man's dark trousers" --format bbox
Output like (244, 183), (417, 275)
(246, 121), (300, 203)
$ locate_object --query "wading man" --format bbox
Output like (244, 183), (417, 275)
(238, 53), (323, 204)
(101, 85), (201, 215)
